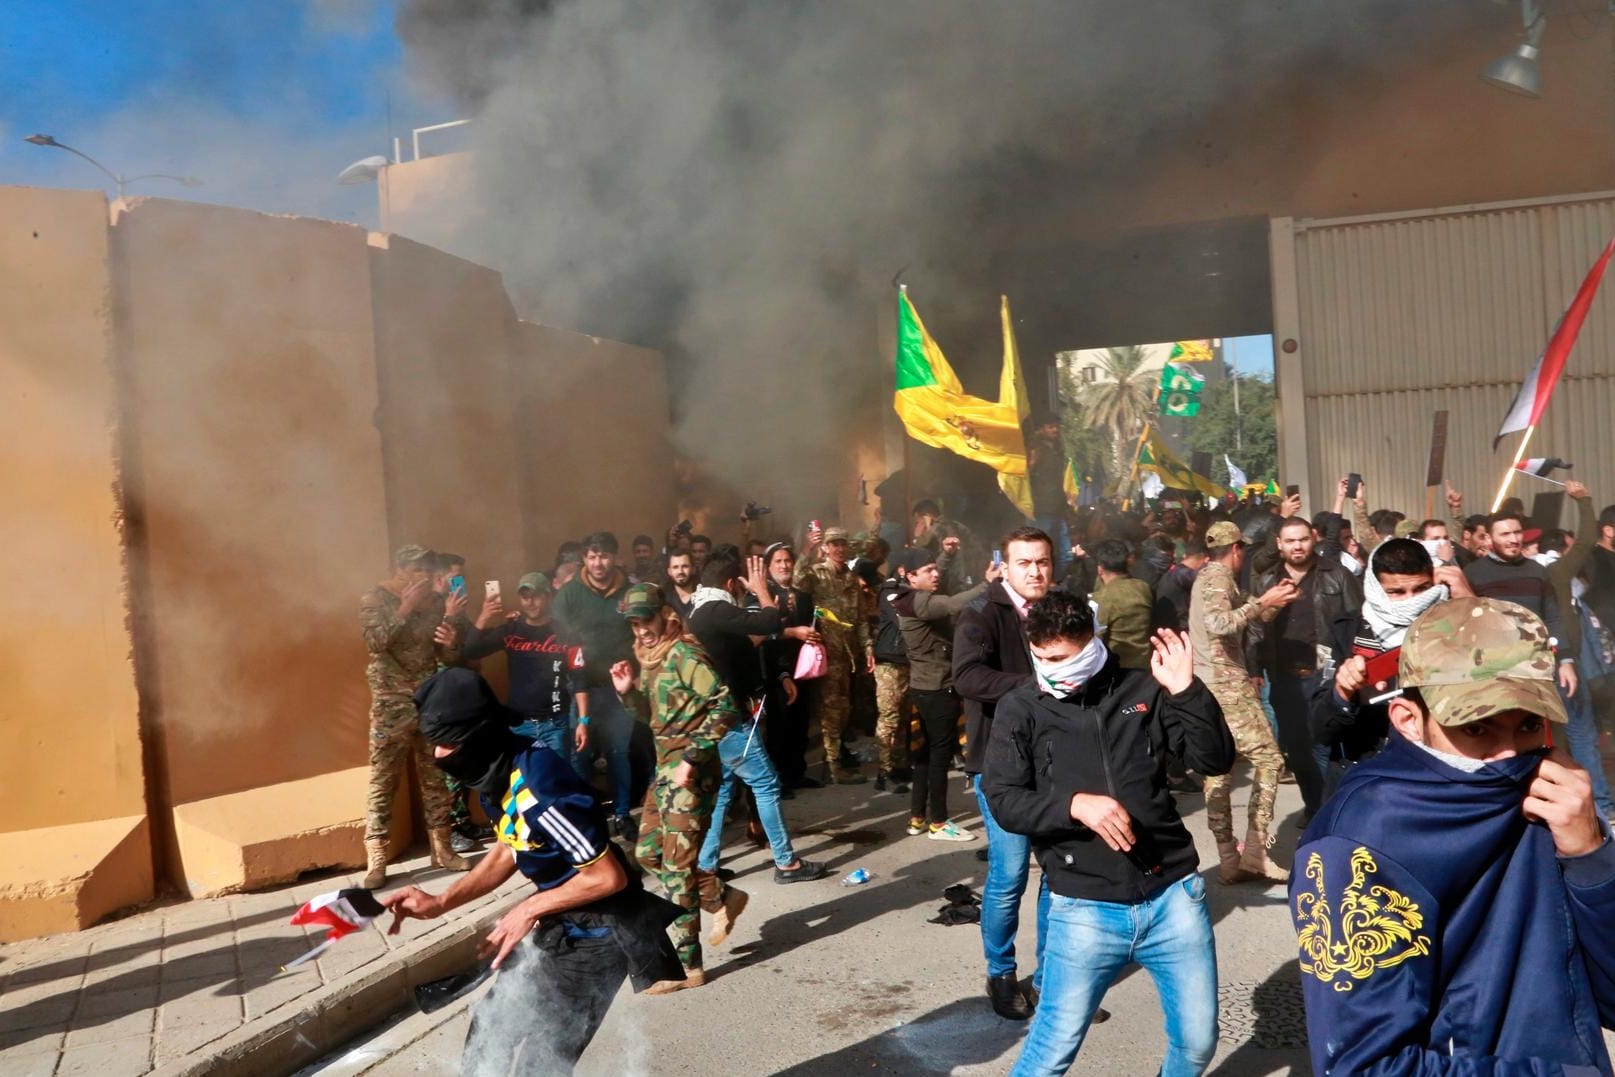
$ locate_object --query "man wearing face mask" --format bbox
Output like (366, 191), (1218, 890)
(985, 592), (1234, 1076)
(385, 668), (684, 1077)
(1312, 539), (1471, 801)
(1291, 597), (1615, 1075)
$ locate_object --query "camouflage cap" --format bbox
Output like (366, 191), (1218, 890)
(394, 544), (434, 567)
(619, 582), (667, 619)
(1399, 597), (1568, 726)
(1394, 519), (1422, 538)
(517, 571), (550, 593)
(823, 526), (851, 544)
(1204, 521), (1244, 549)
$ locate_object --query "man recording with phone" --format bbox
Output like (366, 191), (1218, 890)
(1311, 538), (1471, 800)
(1250, 514), (1364, 821)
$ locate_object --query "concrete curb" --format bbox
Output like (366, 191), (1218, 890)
(151, 899), (512, 1077)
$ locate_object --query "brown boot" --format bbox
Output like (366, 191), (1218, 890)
(428, 827), (471, 872)
(1216, 839), (1254, 884)
(362, 838), (388, 890)
(1238, 825), (1290, 883)
(645, 966), (707, 995)
(706, 887), (750, 946)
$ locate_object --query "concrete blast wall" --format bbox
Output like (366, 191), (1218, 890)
(0, 187), (151, 939)
(0, 187), (674, 937)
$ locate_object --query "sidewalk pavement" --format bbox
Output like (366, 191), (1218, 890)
(0, 847), (528, 1077)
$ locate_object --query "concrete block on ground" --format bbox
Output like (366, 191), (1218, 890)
(0, 817), (153, 942)
(170, 768), (370, 897)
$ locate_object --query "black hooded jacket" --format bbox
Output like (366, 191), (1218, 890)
(983, 657), (1233, 903)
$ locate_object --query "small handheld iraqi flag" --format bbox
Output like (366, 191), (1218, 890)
(283, 888), (384, 971)
(1514, 457), (1574, 484)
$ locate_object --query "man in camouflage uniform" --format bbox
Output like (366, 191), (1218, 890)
(794, 526), (876, 784)
(611, 583), (745, 992)
(1189, 521), (1299, 883)
(359, 545), (470, 888)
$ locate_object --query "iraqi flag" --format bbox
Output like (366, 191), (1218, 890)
(282, 888), (384, 970)
(1495, 229), (1615, 447)
(1514, 457), (1573, 478)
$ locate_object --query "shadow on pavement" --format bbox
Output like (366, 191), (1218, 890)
(768, 996), (1025, 1076)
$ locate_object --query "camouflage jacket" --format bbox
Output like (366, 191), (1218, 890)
(1188, 560), (1275, 681)
(793, 553), (873, 658)
(621, 640), (739, 769)
(360, 585), (459, 698)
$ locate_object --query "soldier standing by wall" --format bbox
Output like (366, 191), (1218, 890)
(1189, 522), (1298, 884)
(359, 545), (472, 888)
(611, 583), (747, 991)
(794, 525), (876, 784)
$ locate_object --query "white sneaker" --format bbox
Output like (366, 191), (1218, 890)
(927, 820), (976, 842)
(906, 820), (926, 836)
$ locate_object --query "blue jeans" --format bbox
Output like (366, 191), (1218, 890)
(1011, 876), (1218, 1077)
(575, 686), (634, 820)
(514, 714), (570, 761)
(698, 721), (797, 870)
(1563, 679), (1615, 819)
(974, 774), (1049, 989)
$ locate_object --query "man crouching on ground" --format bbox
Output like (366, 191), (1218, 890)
(383, 668), (684, 1077)
(985, 591), (1234, 1076)
(1292, 596), (1615, 1074)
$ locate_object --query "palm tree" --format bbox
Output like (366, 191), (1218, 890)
(1076, 346), (1156, 476)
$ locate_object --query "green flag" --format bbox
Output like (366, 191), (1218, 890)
(1158, 361), (1204, 417)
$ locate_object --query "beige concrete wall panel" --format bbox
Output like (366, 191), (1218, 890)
(0, 186), (147, 833)
(367, 235), (527, 592)
(1291, 193), (1615, 519)
(507, 322), (675, 565)
(113, 198), (389, 810)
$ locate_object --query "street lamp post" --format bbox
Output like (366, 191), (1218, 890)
(24, 134), (201, 199)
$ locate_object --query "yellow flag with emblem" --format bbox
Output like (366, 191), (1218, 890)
(892, 289), (1026, 476)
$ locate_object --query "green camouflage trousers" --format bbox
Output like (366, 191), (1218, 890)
(1201, 673), (1283, 844)
(366, 695), (455, 841)
(443, 774), (472, 829)
(873, 663), (911, 774)
(808, 642), (856, 779)
(636, 759), (724, 969)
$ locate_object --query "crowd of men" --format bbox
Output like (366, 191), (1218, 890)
(354, 469), (1615, 1075)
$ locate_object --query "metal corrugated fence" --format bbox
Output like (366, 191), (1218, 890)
(1286, 192), (1615, 524)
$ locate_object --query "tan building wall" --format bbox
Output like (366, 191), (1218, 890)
(508, 321), (677, 563)
(0, 188), (675, 936)
(0, 187), (152, 938)
(112, 198), (393, 896)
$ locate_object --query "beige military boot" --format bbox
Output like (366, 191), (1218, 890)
(362, 838), (389, 890)
(706, 887), (750, 946)
(645, 966), (706, 995)
(1237, 825), (1290, 883)
(1216, 839), (1255, 884)
(428, 828), (471, 872)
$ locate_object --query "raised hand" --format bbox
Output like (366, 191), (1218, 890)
(1148, 629), (1194, 695)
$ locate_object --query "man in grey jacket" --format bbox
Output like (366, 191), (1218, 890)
(893, 547), (1000, 841)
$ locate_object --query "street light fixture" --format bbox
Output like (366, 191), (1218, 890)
(24, 133), (202, 199)
(1481, 0), (1546, 98)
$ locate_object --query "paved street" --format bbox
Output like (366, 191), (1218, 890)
(312, 765), (1316, 1077)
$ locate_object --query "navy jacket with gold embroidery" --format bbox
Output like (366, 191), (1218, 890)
(1292, 733), (1615, 1075)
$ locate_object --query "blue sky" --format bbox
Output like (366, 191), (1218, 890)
(0, 0), (444, 223)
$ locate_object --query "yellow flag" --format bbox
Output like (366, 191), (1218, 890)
(997, 296), (1078, 516)
(893, 290), (1027, 476)
(1136, 427), (1227, 499)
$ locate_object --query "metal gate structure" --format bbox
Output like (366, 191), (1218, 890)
(1270, 190), (1615, 524)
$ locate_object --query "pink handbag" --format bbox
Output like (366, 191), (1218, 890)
(793, 640), (829, 681)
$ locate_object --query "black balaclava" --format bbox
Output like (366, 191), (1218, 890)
(414, 668), (526, 797)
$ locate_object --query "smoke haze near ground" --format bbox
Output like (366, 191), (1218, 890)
(392, 0), (1480, 516)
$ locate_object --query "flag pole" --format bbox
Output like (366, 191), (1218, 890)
(1123, 422), (1152, 507)
(1491, 425), (1537, 512)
